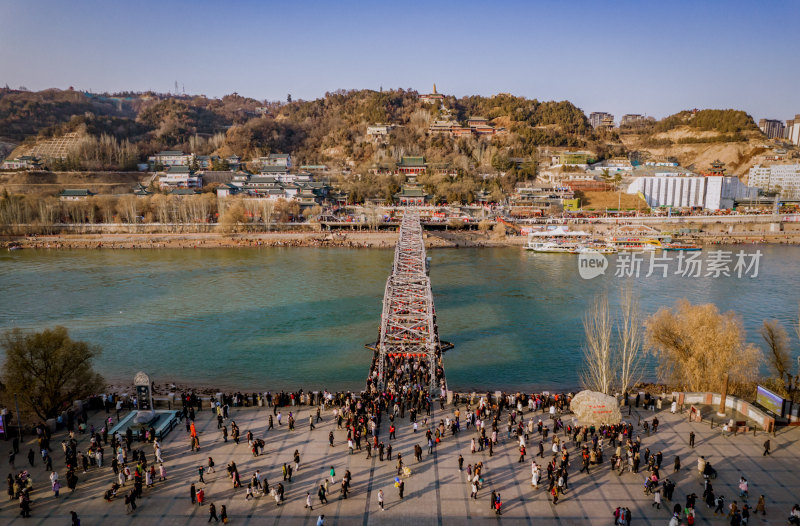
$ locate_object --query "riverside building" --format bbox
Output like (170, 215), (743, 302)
(748, 164), (800, 198)
(626, 171), (757, 211)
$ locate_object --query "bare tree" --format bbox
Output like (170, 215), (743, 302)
(36, 196), (60, 233)
(151, 195), (170, 225)
(260, 199), (276, 231)
(760, 316), (800, 400)
(96, 195), (117, 224)
(580, 294), (614, 394)
(616, 287), (644, 395)
(364, 203), (383, 231)
(118, 195), (139, 225)
(761, 319), (791, 381)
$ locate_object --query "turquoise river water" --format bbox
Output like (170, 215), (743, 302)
(1, 245), (798, 392)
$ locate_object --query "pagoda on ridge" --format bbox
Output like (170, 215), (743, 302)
(420, 83), (445, 104)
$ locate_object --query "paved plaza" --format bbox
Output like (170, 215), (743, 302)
(2, 399), (798, 525)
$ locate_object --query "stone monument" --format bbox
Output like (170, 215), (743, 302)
(569, 390), (622, 426)
(133, 371), (156, 424)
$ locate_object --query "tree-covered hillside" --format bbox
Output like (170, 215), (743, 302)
(653, 109), (758, 134)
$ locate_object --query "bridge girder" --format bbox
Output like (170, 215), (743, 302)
(375, 212), (445, 395)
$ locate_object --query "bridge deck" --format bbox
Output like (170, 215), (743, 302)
(368, 212), (448, 395)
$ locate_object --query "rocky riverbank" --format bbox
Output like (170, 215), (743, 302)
(1, 230), (526, 250)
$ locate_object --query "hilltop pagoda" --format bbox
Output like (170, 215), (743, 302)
(419, 84), (445, 104)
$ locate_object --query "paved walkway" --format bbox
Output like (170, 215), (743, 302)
(1, 401), (797, 525)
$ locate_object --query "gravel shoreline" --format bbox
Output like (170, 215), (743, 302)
(2, 230), (525, 249)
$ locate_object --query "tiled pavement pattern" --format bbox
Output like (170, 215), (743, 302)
(1, 401), (798, 525)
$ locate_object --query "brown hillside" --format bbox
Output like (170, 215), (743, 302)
(621, 126), (772, 176)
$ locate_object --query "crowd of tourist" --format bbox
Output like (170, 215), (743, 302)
(3, 385), (799, 525)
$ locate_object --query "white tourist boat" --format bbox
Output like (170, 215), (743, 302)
(526, 241), (582, 253)
(576, 245), (618, 254)
(525, 226), (591, 253)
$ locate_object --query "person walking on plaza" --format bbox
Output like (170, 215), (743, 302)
(378, 488), (384, 510)
(199, 465), (205, 483)
(220, 505), (228, 523)
(318, 484), (327, 505)
(208, 502), (219, 522)
(398, 479), (404, 499)
(191, 483), (196, 504)
(738, 477), (748, 501)
(305, 492), (313, 510)
(689, 431), (695, 448)
(762, 439), (770, 456)
(19, 492), (32, 518)
(70, 510), (80, 526)
(755, 494), (766, 515)
(714, 495), (726, 515)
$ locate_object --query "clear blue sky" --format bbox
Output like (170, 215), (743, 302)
(1, 0), (797, 121)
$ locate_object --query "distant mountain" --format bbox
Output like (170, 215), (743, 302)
(0, 87), (776, 180)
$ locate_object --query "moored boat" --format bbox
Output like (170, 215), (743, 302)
(607, 237), (662, 252)
(525, 241), (581, 253)
(662, 242), (701, 251)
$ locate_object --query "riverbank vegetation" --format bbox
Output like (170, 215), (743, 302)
(580, 294), (800, 403)
(644, 299), (762, 394)
(1, 327), (104, 420)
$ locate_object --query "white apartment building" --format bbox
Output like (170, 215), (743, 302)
(759, 119), (785, 139)
(748, 164), (800, 197)
(786, 115), (800, 146)
(627, 175), (757, 210)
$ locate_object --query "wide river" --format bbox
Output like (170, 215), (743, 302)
(1, 245), (798, 392)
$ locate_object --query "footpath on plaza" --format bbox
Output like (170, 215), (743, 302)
(1, 399), (798, 525)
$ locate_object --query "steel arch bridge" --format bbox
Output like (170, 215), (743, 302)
(370, 212), (449, 395)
